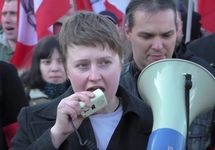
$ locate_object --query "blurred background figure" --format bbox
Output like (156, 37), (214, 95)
(8, 0), (70, 69)
(99, 10), (119, 29)
(21, 35), (70, 106)
(175, 1), (187, 47)
(188, 33), (215, 70)
(53, 15), (70, 35)
(0, 0), (18, 62)
(53, 4), (75, 35)
(0, 61), (28, 150)
(181, 11), (202, 43)
(175, 1), (187, 13)
(175, 1), (202, 44)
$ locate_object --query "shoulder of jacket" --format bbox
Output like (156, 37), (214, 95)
(0, 61), (17, 73)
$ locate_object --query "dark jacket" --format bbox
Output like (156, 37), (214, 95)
(187, 34), (215, 69)
(120, 42), (215, 150)
(10, 86), (153, 150)
(0, 61), (28, 150)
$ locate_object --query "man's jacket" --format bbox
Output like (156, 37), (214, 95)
(0, 31), (13, 62)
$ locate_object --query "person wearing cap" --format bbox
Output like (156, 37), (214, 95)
(53, 7), (75, 35)
(175, 1), (187, 13)
(99, 11), (119, 31)
(54, 15), (71, 35)
(99, 10), (127, 42)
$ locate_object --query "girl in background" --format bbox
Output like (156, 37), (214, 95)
(21, 35), (70, 106)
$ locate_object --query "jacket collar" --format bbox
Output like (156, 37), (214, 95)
(32, 85), (152, 133)
(29, 89), (48, 99)
(175, 41), (194, 60)
(119, 85), (153, 133)
(131, 61), (141, 82)
(33, 85), (148, 120)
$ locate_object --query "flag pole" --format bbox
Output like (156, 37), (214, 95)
(71, 0), (76, 11)
(185, 0), (193, 43)
(193, 0), (198, 12)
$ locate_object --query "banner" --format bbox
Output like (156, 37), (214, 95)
(0, 0), (4, 24)
(75, 0), (130, 26)
(10, 0), (70, 69)
(198, 0), (215, 33)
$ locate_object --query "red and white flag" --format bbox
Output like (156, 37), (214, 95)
(75, 0), (130, 26)
(198, 0), (215, 33)
(0, 0), (4, 24)
(10, 0), (70, 69)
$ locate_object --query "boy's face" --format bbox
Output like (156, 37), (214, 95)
(66, 44), (122, 104)
(125, 9), (177, 70)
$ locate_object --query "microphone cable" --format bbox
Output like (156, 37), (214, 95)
(70, 120), (99, 150)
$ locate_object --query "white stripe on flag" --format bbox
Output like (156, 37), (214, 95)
(18, 2), (38, 45)
(107, 0), (130, 13)
(34, 0), (43, 13)
(91, 0), (106, 13)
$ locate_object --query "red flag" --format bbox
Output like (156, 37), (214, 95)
(10, 0), (70, 69)
(3, 122), (19, 148)
(0, 0), (4, 24)
(198, 0), (215, 33)
(75, 0), (130, 26)
(75, 0), (92, 11)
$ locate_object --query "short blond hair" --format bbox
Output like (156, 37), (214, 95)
(59, 11), (122, 63)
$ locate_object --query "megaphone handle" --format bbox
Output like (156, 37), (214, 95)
(184, 74), (192, 150)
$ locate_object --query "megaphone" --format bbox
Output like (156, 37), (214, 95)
(137, 59), (215, 150)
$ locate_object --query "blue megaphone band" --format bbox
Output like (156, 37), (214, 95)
(147, 128), (186, 150)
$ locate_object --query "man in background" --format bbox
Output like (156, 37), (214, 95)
(120, 0), (215, 149)
(0, 0), (18, 62)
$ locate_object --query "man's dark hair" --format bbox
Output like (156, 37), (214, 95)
(126, 0), (177, 31)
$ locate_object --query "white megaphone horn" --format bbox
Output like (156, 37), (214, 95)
(137, 59), (215, 150)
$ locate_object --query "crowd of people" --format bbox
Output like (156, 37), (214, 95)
(0, 0), (215, 150)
